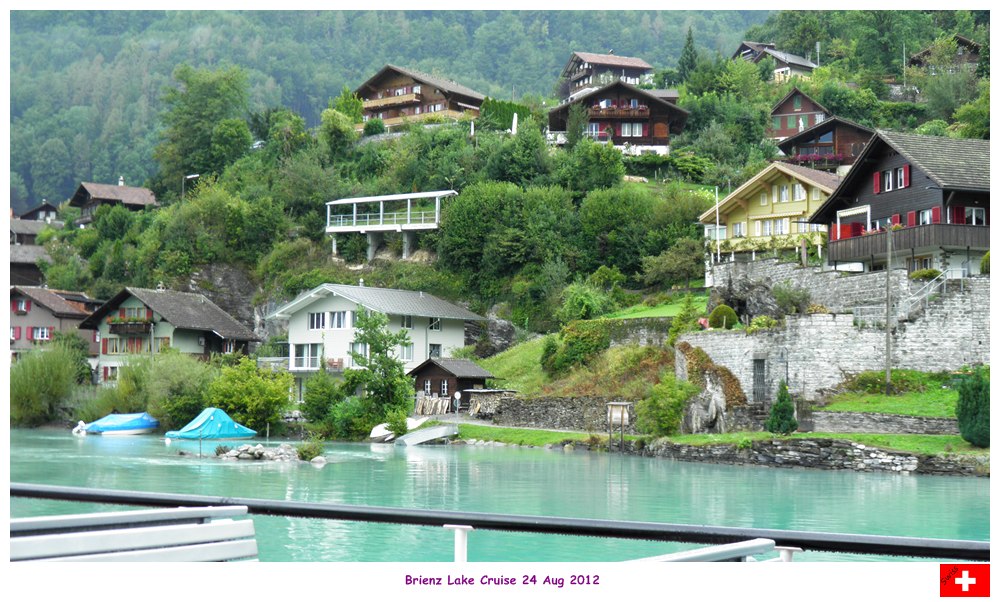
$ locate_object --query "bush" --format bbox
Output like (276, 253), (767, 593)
(363, 118), (385, 136)
(295, 439), (326, 461)
(326, 395), (377, 440)
(765, 381), (798, 435)
(908, 268), (941, 281)
(746, 315), (779, 334)
(10, 346), (79, 426)
(550, 320), (612, 374)
(635, 374), (699, 437)
(540, 335), (559, 376)
(981, 251), (989, 274)
(956, 368), (989, 448)
(146, 350), (218, 431)
(845, 369), (945, 394)
(385, 407), (410, 438)
(667, 293), (702, 347)
(707, 304), (739, 329)
(806, 303), (830, 314)
(302, 369), (342, 423)
(772, 280), (811, 315)
(208, 357), (293, 432)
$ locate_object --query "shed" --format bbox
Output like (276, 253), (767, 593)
(407, 358), (494, 408)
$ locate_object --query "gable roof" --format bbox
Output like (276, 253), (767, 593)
(79, 287), (258, 340)
(18, 201), (60, 218)
(355, 64), (485, 102)
(9, 244), (50, 265)
(68, 182), (159, 209)
(909, 34), (982, 66)
(10, 286), (97, 319)
(732, 41), (777, 60)
(10, 219), (58, 236)
(699, 162), (842, 223)
(549, 80), (690, 131)
(407, 358), (495, 379)
(757, 47), (816, 70)
(777, 116), (875, 154)
(267, 283), (485, 322)
(568, 51), (653, 70)
(771, 87), (830, 115)
(809, 130), (991, 223)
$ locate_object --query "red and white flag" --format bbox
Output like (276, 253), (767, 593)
(940, 564), (990, 597)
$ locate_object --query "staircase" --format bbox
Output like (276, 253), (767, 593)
(853, 266), (970, 328)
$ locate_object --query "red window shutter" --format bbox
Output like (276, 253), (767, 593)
(13, 326), (21, 340)
(10, 300), (16, 312)
(931, 206), (941, 224)
(103, 367), (108, 381)
(873, 172), (880, 194)
(146, 308), (152, 320)
(26, 328), (33, 341)
(102, 339), (108, 354)
(902, 164), (910, 188)
(615, 122), (622, 136)
(891, 214), (900, 225)
(643, 123), (649, 137)
(119, 308), (126, 318)
(907, 211), (916, 227)
(952, 205), (965, 224)
(25, 300), (31, 312)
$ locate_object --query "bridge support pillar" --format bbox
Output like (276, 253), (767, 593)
(366, 232), (383, 262)
(402, 231), (417, 259)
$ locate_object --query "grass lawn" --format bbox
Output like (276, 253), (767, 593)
(605, 293), (709, 319)
(452, 423), (623, 447)
(815, 389), (958, 418)
(479, 336), (548, 397)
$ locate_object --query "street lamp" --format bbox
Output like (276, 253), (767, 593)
(181, 173), (200, 201)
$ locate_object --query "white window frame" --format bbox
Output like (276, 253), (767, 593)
(811, 187), (821, 200)
(32, 326), (51, 341)
(775, 219), (789, 235)
(308, 312), (326, 330)
(401, 315), (413, 329)
(779, 185), (790, 202)
(966, 207), (986, 225)
(429, 343), (442, 358)
(731, 221), (746, 237)
(440, 379), (449, 397)
(329, 311), (347, 329)
(16, 298), (27, 312)
(760, 192), (768, 206)
(224, 340), (236, 354)
(882, 170), (893, 192)
(896, 167), (906, 189)
(755, 220), (762, 237)
(918, 209), (933, 225)
(424, 379), (432, 395)
(793, 183), (806, 201)
(762, 220), (772, 236)
(399, 343), (413, 361)
(429, 318), (441, 331)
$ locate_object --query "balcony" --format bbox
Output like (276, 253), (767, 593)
(357, 109), (468, 131)
(589, 106), (650, 119)
(108, 320), (152, 335)
(827, 223), (990, 262)
(363, 92), (422, 110)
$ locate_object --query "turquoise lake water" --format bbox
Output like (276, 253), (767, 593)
(8, 428), (989, 562)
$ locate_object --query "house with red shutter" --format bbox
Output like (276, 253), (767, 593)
(557, 51), (654, 100)
(79, 286), (259, 383)
(768, 87), (830, 141)
(10, 286), (103, 364)
(777, 116), (875, 174)
(809, 130), (989, 274)
(353, 64), (485, 132)
(547, 81), (688, 156)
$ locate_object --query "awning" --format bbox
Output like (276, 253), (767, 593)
(456, 102), (479, 111)
(836, 205), (870, 218)
(751, 211), (806, 220)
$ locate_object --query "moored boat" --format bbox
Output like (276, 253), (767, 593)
(81, 412), (160, 436)
(164, 407), (256, 440)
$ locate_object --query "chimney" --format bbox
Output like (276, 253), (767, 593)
(358, 278), (364, 287)
(118, 176), (125, 186)
(156, 281), (165, 292)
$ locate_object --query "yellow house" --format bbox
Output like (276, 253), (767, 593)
(700, 162), (841, 255)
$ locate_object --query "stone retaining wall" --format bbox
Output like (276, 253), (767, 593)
(806, 411), (959, 435)
(489, 396), (639, 435)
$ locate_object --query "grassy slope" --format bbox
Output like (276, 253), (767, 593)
(814, 389), (958, 418)
(479, 336), (549, 396)
(605, 293), (709, 319)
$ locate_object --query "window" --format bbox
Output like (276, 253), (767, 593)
(10, 327), (15, 341)
(772, 116), (781, 130)
(775, 219), (789, 235)
(620, 123), (631, 137)
(587, 122), (601, 137)
(896, 168), (905, 189)
(15, 298), (28, 313)
(630, 98), (638, 108)
(399, 344), (413, 361)
(815, 113), (825, 124)
(762, 220), (772, 236)
(754, 220), (762, 237)
(31, 326), (51, 341)
(760, 192), (768, 206)
(918, 209), (933, 225)
(105, 337), (122, 354)
(329, 311), (348, 329)
(429, 318), (441, 331)
(793, 95), (802, 110)
(440, 379), (449, 397)
(965, 207), (986, 225)
(424, 379), (432, 395)
(224, 340), (236, 354)
(105, 366), (119, 382)
(413, 85), (421, 94)
(811, 187), (821, 201)
(400, 315), (412, 329)
(779, 185), (790, 202)
(881, 170), (893, 192)
(123, 307), (145, 320)
(793, 183), (806, 201)
(908, 257), (932, 273)
(429, 344), (442, 359)
(308, 312), (326, 330)
(294, 343), (322, 369)
(731, 222), (746, 237)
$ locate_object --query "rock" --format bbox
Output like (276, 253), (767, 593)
(310, 456), (327, 466)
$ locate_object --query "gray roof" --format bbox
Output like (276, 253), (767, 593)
(10, 219), (60, 235)
(9, 244), (50, 264)
(759, 47), (816, 69)
(877, 130), (990, 191)
(270, 284), (485, 321)
(408, 358), (494, 379)
(571, 51), (653, 70)
(80, 287), (258, 340)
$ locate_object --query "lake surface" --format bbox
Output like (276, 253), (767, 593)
(9, 428), (989, 562)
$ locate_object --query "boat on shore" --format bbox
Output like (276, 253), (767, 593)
(75, 412), (160, 436)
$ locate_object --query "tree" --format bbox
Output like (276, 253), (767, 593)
(50, 331), (93, 384)
(332, 85), (364, 124)
(636, 374), (699, 437)
(209, 118), (253, 172)
(319, 108), (357, 163)
(956, 368), (989, 447)
(302, 368), (343, 423)
(10, 346), (79, 426)
(667, 293), (702, 347)
(641, 238), (704, 288)
(953, 80), (989, 139)
(347, 310), (414, 419)
(556, 138), (624, 197)
(678, 26), (698, 83)
(564, 103), (588, 149)
(208, 356), (292, 432)
(766, 380), (798, 435)
(145, 349), (218, 431)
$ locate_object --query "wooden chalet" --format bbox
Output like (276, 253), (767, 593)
(768, 87), (830, 141)
(68, 178), (158, 227)
(777, 117), (875, 174)
(557, 51), (654, 100)
(354, 64), (484, 132)
(17, 201), (60, 222)
(908, 34), (982, 73)
(734, 41), (816, 82)
(407, 358), (494, 407)
(547, 81), (688, 156)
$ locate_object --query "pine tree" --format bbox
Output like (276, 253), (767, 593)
(956, 368), (989, 448)
(766, 380), (798, 435)
(678, 27), (698, 83)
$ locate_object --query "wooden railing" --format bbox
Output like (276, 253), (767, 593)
(363, 93), (422, 110)
(589, 107), (650, 118)
(828, 224), (990, 262)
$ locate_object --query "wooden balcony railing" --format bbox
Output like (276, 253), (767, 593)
(362, 93), (422, 110)
(109, 321), (152, 335)
(588, 107), (650, 119)
(827, 224), (990, 262)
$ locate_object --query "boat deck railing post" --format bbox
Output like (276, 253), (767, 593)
(444, 524), (473, 562)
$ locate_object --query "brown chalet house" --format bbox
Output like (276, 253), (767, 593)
(10, 286), (103, 363)
(354, 64), (485, 132)
(777, 116), (875, 175)
(547, 81), (688, 156)
(17, 201), (60, 222)
(908, 34), (982, 74)
(407, 358), (494, 406)
(733, 41), (817, 83)
(768, 87), (830, 141)
(557, 51), (654, 100)
(68, 178), (158, 227)
(809, 130), (989, 275)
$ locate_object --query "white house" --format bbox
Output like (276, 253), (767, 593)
(266, 283), (486, 401)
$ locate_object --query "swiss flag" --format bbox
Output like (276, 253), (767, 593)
(940, 564), (990, 597)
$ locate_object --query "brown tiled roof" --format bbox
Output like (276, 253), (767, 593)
(407, 358), (494, 379)
(779, 163), (844, 192)
(70, 182), (158, 209)
(357, 64), (485, 101)
(10, 286), (93, 318)
(572, 52), (652, 70)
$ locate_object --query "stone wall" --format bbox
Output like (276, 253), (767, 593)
(489, 396), (639, 435)
(678, 277), (990, 404)
(806, 411), (959, 435)
(606, 317), (673, 347)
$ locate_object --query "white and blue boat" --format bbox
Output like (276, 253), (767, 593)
(77, 412), (160, 436)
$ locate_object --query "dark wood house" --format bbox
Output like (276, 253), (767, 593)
(777, 117), (875, 173)
(9, 244), (49, 286)
(810, 130), (989, 274)
(407, 358), (494, 407)
(909, 34), (982, 73)
(557, 51), (654, 100)
(18, 201), (60, 222)
(68, 178), (158, 227)
(354, 64), (484, 132)
(548, 81), (688, 156)
(768, 87), (830, 141)
(734, 42), (816, 82)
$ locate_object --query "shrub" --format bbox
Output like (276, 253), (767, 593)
(10, 346), (79, 426)
(845, 369), (946, 394)
(550, 320), (612, 374)
(667, 293), (702, 347)
(385, 407), (410, 438)
(363, 118), (385, 137)
(326, 395), (377, 440)
(908, 268), (941, 281)
(295, 439), (326, 461)
(955, 368), (989, 448)
(302, 369), (342, 423)
(806, 303), (830, 314)
(772, 280), (811, 315)
(146, 350), (217, 431)
(707, 304), (739, 329)
(208, 357), (293, 432)
(765, 381), (798, 435)
(635, 374), (699, 437)
(746, 315), (779, 334)
(981, 251), (989, 274)
(540, 335), (559, 375)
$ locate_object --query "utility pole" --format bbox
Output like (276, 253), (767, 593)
(885, 227), (893, 395)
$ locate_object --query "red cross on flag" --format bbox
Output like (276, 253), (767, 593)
(940, 564), (990, 597)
